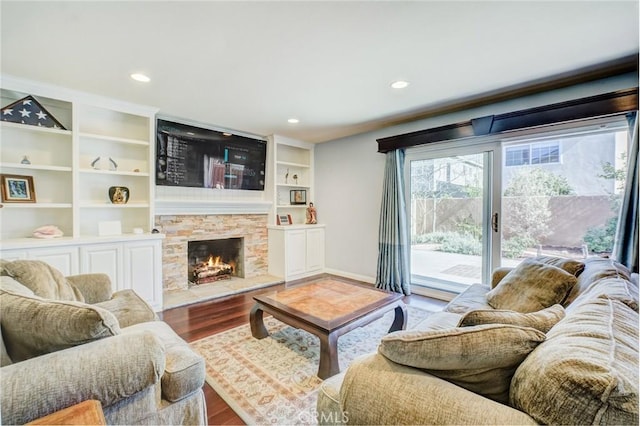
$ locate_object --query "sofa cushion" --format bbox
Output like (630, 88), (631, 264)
(0, 276), (34, 296)
(95, 289), (157, 328)
(564, 257), (635, 308)
(458, 304), (565, 333)
(444, 284), (493, 314)
(378, 324), (545, 403)
(0, 290), (120, 362)
(568, 276), (639, 314)
(486, 260), (577, 313)
(510, 297), (638, 425)
(528, 255), (585, 277)
(2, 260), (84, 302)
(122, 321), (205, 402)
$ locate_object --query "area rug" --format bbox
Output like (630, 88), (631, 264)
(190, 305), (433, 425)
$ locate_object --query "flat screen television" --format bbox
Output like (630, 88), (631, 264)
(156, 118), (266, 191)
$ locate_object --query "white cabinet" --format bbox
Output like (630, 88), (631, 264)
(80, 243), (123, 290)
(1, 235), (164, 311)
(123, 240), (163, 310)
(268, 225), (325, 281)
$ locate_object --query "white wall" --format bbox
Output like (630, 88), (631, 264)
(315, 73), (638, 282)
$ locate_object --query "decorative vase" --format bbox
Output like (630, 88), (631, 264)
(108, 186), (129, 204)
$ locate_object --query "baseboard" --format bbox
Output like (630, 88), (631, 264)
(411, 286), (456, 302)
(323, 268), (375, 284)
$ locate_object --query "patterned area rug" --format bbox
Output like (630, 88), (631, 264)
(190, 306), (433, 425)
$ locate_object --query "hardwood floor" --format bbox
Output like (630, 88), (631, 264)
(161, 274), (447, 425)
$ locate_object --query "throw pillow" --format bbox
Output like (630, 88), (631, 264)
(510, 297), (638, 425)
(0, 289), (120, 362)
(530, 255), (585, 277)
(378, 324), (546, 403)
(486, 260), (577, 313)
(458, 304), (565, 333)
(2, 260), (84, 302)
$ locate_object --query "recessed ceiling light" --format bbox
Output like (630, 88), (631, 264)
(391, 80), (409, 89)
(130, 73), (150, 83)
(222, 132), (232, 136)
(287, 118), (300, 124)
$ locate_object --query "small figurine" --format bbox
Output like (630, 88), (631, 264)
(91, 156), (101, 169)
(293, 174), (298, 184)
(285, 168), (289, 184)
(306, 202), (317, 224)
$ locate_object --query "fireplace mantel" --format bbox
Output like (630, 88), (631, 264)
(155, 198), (272, 215)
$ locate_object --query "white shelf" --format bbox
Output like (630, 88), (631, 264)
(0, 163), (72, 172)
(276, 183), (310, 188)
(276, 160), (310, 168)
(78, 131), (149, 146)
(79, 168), (149, 177)
(1, 202), (72, 208)
(79, 202), (150, 208)
(276, 204), (309, 209)
(0, 121), (72, 136)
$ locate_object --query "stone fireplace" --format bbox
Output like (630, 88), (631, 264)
(155, 214), (269, 292)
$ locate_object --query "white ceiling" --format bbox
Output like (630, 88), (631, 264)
(1, 1), (638, 143)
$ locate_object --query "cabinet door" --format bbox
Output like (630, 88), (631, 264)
(123, 240), (162, 311)
(80, 244), (123, 291)
(29, 247), (79, 276)
(0, 250), (27, 261)
(305, 228), (325, 273)
(285, 229), (307, 277)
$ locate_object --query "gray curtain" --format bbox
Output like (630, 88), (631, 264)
(613, 111), (639, 273)
(376, 149), (411, 295)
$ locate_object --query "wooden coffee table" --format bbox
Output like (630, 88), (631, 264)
(250, 279), (407, 379)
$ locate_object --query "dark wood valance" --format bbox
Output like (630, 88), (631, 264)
(377, 54), (639, 153)
(378, 88), (639, 153)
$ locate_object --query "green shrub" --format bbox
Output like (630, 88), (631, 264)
(502, 236), (536, 259)
(440, 233), (482, 256)
(584, 216), (617, 253)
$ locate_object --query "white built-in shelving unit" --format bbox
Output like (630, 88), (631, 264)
(0, 76), (164, 310)
(267, 134), (325, 280)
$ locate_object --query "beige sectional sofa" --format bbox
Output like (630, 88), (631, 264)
(317, 256), (639, 425)
(0, 259), (206, 425)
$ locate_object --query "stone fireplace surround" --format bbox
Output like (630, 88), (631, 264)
(155, 213), (269, 292)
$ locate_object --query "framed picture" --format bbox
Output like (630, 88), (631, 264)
(290, 189), (307, 205)
(277, 214), (292, 225)
(1, 174), (36, 203)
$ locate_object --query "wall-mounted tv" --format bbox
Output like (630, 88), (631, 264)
(156, 118), (266, 191)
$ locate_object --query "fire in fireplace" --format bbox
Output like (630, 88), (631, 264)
(188, 238), (244, 285)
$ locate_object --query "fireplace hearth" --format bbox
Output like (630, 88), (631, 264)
(188, 238), (244, 285)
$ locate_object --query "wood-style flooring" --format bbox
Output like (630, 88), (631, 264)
(160, 274), (447, 425)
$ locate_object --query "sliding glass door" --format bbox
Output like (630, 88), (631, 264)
(406, 143), (500, 294)
(407, 117), (630, 295)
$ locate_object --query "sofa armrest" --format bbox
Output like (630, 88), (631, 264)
(66, 273), (113, 303)
(491, 267), (514, 288)
(0, 330), (165, 425)
(338, 353), (536, 425)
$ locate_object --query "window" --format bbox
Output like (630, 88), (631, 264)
(505, 141), (560, 166)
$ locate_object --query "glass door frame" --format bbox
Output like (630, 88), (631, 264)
(404, 138), (503, 291)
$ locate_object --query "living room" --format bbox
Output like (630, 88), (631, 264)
(1, 1), (639, 425)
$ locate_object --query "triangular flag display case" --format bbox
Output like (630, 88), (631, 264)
(1, 95), (67, 130)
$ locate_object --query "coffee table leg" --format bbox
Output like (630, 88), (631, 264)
(389, 304), (407, 332)
(249, 304), (269, 339)
(317, 332), (339, 379)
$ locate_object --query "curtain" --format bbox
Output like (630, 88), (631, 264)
(613, 111), (639, 273)
(376, 149), (411, 295)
